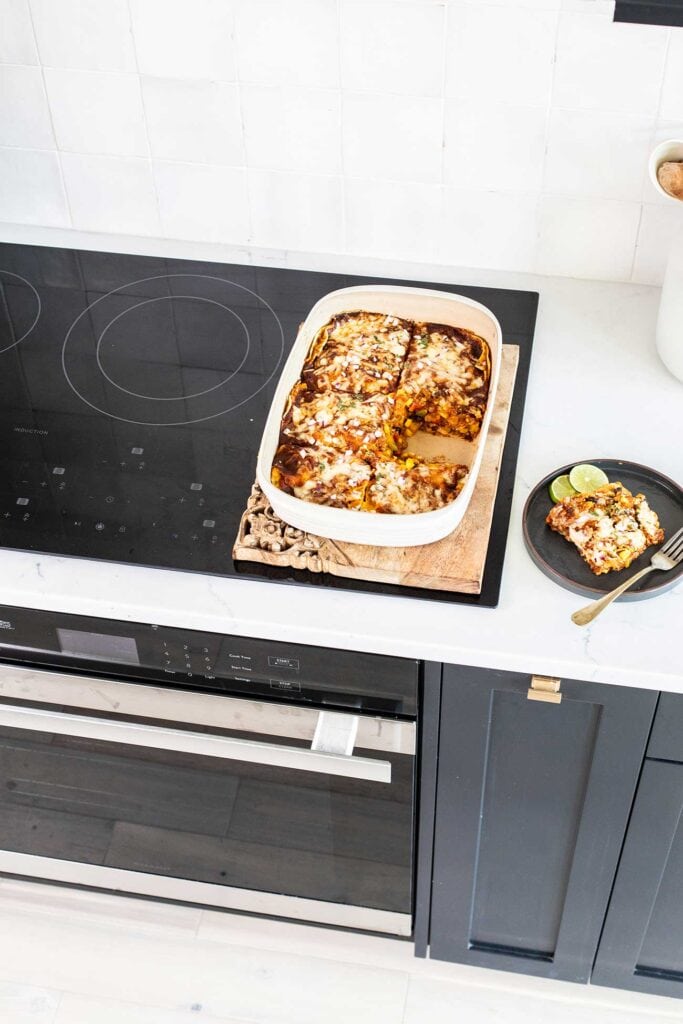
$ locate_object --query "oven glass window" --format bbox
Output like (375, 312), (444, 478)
(0, 713), (414, 916)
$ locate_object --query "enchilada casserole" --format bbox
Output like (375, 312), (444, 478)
(546, 482), (664, 575)
(394, 323), (491, 442)
(271, 311), (491, 515)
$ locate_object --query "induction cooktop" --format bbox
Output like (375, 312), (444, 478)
(0, 243), (538, 606)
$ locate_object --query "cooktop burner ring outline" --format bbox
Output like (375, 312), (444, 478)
(61, 273), (286, 427)
(0, 270), (42, 355)
(95, 294), (251, 402)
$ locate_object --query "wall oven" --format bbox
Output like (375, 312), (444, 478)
(0, 605), (418, 936)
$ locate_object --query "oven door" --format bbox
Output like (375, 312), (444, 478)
(0, 664), (415, 935)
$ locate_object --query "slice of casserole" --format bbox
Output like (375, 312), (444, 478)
(302, 311), (412, 395)
(546, 482), (664, 575)
(394, 323), (491, 441)
(271, 442), (372, 509)
(366, 457), (468, 514)
(280, 385), (397, 459)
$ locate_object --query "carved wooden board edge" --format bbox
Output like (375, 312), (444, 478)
(233, 344), (519, 591)
(232, 483), (356, 575)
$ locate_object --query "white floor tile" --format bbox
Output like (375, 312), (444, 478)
(54, 994), (252, 1024)
(0, 878), (203, 937)
(0, 906), (408, 1024)
(0, 981), (60, 1023)
(404, 976), (683, 1023)
(0, 881), (681, 1024)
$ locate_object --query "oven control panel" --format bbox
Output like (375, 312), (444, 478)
(0, 604), (418, 716)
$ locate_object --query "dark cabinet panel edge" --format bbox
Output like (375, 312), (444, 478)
(591, 758), (683, 998)
(614, 0), (683, 25)
(428, 666), (659, 981)
(413, 661), (442, 957)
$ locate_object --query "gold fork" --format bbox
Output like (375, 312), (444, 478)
(571, 525), (683, 626)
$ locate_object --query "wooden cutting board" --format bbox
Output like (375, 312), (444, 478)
(233, 345), (519, 594)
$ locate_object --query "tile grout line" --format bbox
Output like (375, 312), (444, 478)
(24, 0), (74, 229)
(337, 0), (347, 256)
(630, 25), (673, 283)
(438, 0), (449, 262)
(126, 0), (163, 238)
(232, 4), (253, 249)
(535, 3), (564, 274)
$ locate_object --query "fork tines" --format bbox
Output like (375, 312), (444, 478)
(662, 525), (683, 562)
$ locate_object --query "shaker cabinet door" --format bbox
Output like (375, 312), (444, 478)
(429, 666), (656, 982)
(593, 759), (683, 999)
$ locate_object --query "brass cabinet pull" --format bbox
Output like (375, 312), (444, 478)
(527, 675), (562, 704)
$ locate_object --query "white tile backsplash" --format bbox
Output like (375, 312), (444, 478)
(142, 78), (243, 165)
(444, 101), (547, 192)
(544, 109), (653, 201)
(0, 147), (69, 226)
(0, 0), (39, 65)
(343, 93), (442, 183)
(660, 31), (683, 122)
(1, 0), (681, 285)
(248, 170), (343, 251)
(242, 85), (341, 174)
(129, 0), (236, 81)
(440, 188), (539, 272)
(553, 12), (669, 115)
(235, 0), (338, 88)
(345, 178), (442, 262)
(0, 64), (53, 148)
(155, 161), (249, 243)
(445, 6), (558, 107)
(340, 1), (445, 97)
(61, 153), (159, 235)
(632, 203), (683, 285)
(29, 0), (137, 72)
(537, 195), (642, 280)
(45, 69), (148, 157)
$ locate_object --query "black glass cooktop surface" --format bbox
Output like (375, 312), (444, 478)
(0, 243), (538, 606)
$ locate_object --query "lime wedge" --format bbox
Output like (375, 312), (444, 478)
(549, 474), (577, 503)
(568, 463), (609, 493)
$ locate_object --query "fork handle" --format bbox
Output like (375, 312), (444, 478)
(571, 564), (657, 626)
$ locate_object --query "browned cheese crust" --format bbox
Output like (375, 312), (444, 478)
(280, 384), (397, 459)
(394, 323), (491, 441)
(546, 482), (664, 575)
(271, 442), (372, 509)
(301, 311), (412, 395)
(271, 310), (494, 513)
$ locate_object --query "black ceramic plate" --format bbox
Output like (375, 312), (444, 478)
(523, 459), (683, 601)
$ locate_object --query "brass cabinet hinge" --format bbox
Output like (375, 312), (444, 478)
(527, 675), (562, 704)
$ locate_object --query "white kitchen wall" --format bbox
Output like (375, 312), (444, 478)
(1, 0), (682, 284)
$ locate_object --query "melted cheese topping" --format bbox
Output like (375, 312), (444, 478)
(272, 443), (372, 509)
(272, 310), (490, 514)
(302, 312), (412, 395)
(394, 323), (491, 441)
(281, 390), (396, 457)
(546, 482), (664, 575)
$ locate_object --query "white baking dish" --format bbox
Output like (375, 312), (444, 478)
(256, 285), (502, 547)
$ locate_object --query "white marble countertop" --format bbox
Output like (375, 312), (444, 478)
(1, 229), (682, 693)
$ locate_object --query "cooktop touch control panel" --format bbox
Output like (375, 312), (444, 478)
(0, 604), (418, 716)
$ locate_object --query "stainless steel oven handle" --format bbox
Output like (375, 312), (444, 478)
(0, 703), (392, 783)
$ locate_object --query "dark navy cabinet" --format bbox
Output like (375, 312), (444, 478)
(421, 665), (657, 983)
(593, 693), (683, 998)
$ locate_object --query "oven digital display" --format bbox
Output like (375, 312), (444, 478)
(56, 628), (140, 665)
